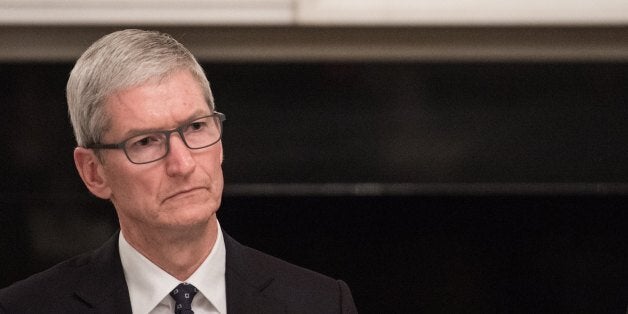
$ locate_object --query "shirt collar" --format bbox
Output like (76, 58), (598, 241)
(119, 222), (226, 314)
(187, 226), (226, 313)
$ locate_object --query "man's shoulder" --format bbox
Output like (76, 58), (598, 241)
(223, 232), (358, 313)
(0, 233), (124, 313)
(0, 251), (94, 311)
(225, 232), (337, 284)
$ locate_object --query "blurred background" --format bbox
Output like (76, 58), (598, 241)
(2, 0), (628, 312)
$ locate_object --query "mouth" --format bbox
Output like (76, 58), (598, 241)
(163, 187), (207, 203)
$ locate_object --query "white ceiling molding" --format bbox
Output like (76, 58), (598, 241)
(0, 0), (294, 25)
(298, 0), (628, 26)
(1, 0), (628, 26)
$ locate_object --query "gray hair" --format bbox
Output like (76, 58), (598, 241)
(67, 29), (214, 147)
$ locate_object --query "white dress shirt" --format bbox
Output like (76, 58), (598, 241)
(119, 223), (227, 314)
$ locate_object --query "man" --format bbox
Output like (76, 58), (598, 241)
(0, 29), (357, 314)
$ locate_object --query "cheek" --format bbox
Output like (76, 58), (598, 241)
(201, 157), (223, 184)
(105, 164), (159, 204)
(201, 143), (223, 169)
(199, 147), (224, 190)
(209, 147), (225, 177)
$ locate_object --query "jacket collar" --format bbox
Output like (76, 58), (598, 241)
(224, 232), (285, 314)
(73, 232), (132, 313)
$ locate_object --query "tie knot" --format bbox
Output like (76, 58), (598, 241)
(170, 283), (198, 314)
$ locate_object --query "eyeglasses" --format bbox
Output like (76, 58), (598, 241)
(86, 112), (225, 164)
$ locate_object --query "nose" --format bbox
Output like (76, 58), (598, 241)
(165, 133), (196, 177)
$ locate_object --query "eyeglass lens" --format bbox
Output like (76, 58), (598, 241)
(123, 115), (222, 164)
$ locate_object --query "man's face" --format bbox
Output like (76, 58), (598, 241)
(98, 70), (223, 232)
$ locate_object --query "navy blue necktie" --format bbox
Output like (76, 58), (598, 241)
(170, 283), (198, 314)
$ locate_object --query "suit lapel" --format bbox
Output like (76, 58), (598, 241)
(73, 232), (132, 314)
(224, 232), (285, 314)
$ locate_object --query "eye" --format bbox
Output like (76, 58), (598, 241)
(188, 121), (207, 132)
(131, 134), (161, 147)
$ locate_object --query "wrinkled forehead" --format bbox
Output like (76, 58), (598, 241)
(101, 70), (212, 141)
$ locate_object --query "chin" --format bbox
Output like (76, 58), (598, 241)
(169, 204), (217, 226)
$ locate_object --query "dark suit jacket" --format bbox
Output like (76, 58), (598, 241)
(0, 231), (357, 313)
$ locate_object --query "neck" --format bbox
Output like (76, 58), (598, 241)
(121, 216), (219, 281)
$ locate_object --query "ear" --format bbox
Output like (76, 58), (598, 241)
(74, 147), (112, 199)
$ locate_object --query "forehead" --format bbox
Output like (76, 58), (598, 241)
(103, 70), (211, 139)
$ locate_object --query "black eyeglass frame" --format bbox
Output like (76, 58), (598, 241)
(85, 112), (226, 164)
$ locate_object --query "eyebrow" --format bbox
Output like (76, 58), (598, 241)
(120, 109), (213, 140)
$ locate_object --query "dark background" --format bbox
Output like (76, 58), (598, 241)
(2, 62), (628, 313)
